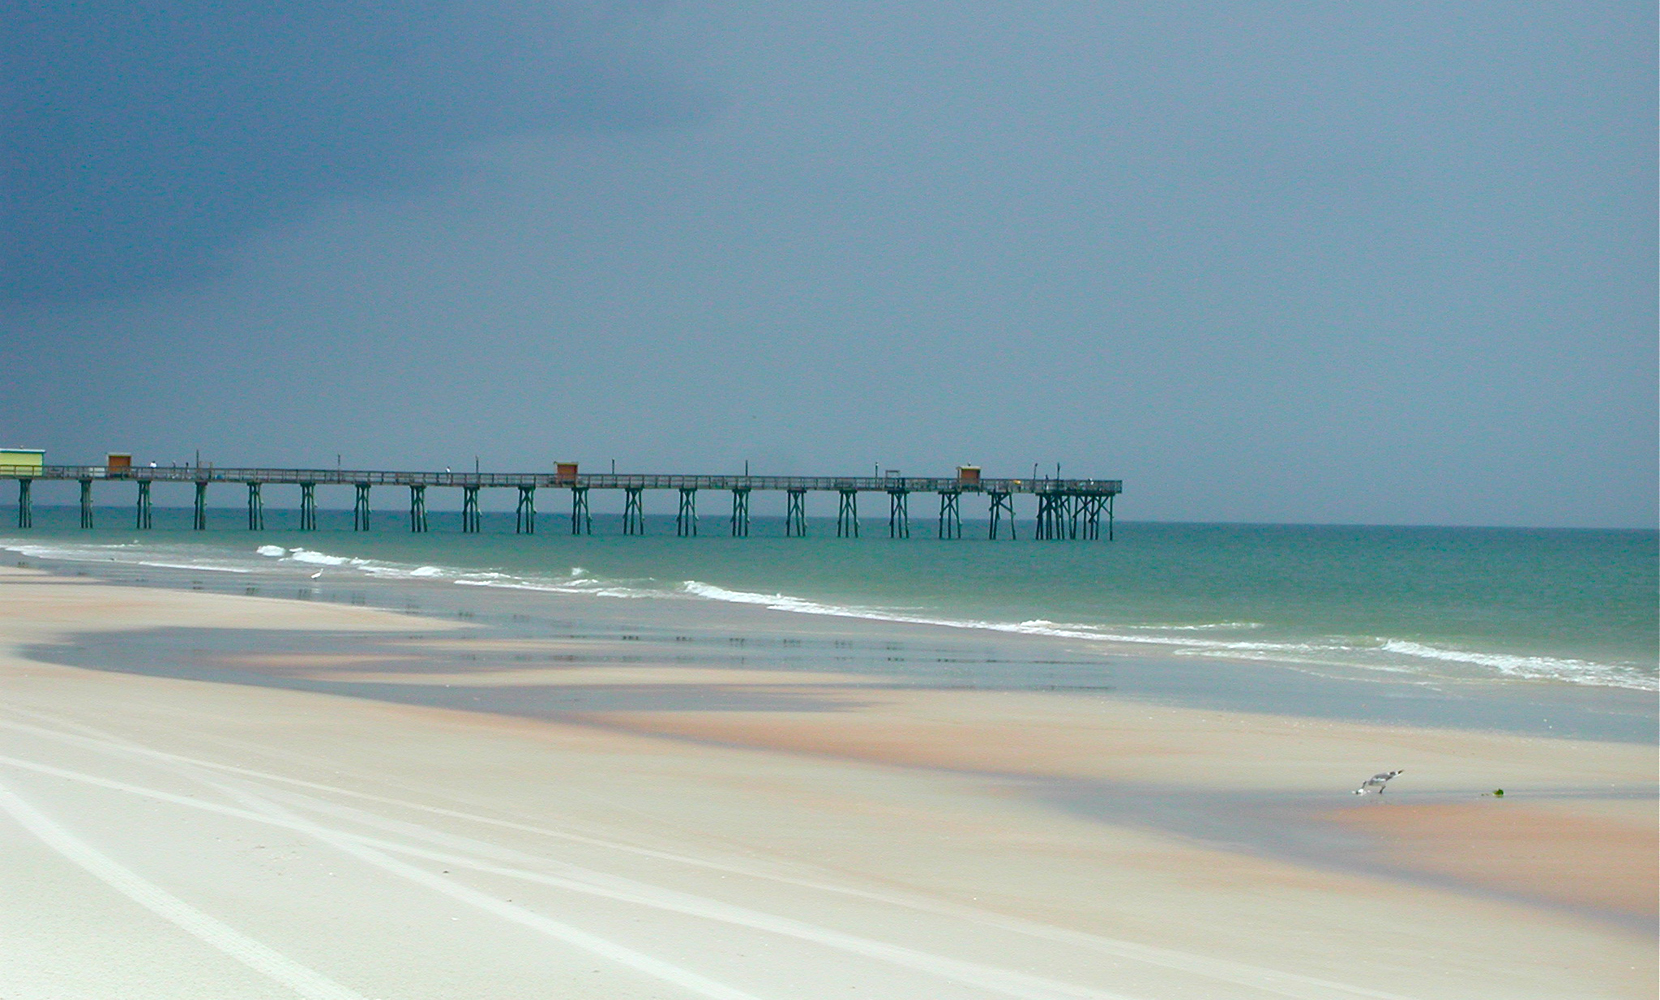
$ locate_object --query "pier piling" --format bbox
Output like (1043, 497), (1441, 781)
(571, 486), (591, 535)
(937, 491), (960, 540)
(193, 481), (208, 530)
(888, 489), (909, 539)
(837, 489), (859, 538)
(515, 486), (535, 534)
(78, 479), (94, 529)
(1035, 493), (1063, 540)
(988, 491), (1015, 540)
(622, 487), (645, 535)
(299, 483), (317, 531)
(247, 482), (264, 531)
(409, 485), (428, 533)
(136, 481), (152, 529)
(461, 486), (481, 533)
(353, 484), (371, 531)
(785, 489), (807, 537)
(677, 488), (697, 537)
(16, 479), (30, 529)
(730, 488), (750, 537)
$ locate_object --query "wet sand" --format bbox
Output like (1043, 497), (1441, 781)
(0, 566), (1653, 999)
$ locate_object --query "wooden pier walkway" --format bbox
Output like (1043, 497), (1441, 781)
(0, 465), (1120, 540)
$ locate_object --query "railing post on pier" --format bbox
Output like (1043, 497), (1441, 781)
(78, 479), (94, 529)
(136, 481), (152, 529)
(299, 483), (317, 531)
(988, 491), (1015, 540)
(247, 482), (264, 531)
(888, 489), (909, 538)
(353, 483), (371, 531)
(409, 485), (427, 533)
(622, 487), (645, 535)
(16, 479), (30, 529)
(193, 481), (208, 530)
(461, 486), (480, 533)
(676, 488), (697, 537)
(515, 486), (535, 535)
(836, 489), (859, 538)
(570, 486), (591, 535)
(785, 489), (806, 537)
(936, 491), (960, 540)
(730, 488), (750, 537)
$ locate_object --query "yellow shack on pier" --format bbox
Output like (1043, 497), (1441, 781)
(0, 449), (44, 473)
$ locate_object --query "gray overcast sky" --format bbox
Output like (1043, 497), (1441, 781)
(3, 2), (1655, 527)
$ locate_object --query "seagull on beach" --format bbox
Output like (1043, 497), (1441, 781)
(1354, 769), (1403, 796)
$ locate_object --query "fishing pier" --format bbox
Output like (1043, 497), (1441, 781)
(0, 463), (1120, 541)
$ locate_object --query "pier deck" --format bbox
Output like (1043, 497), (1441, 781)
(0, 465), (1120, 540)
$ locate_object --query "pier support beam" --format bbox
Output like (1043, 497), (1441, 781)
(247, 483), (264, 531)
(730, 488), (750, 537)
(515, 486), (535, 535)
(1076, 495), (1098, 540)
(193, 481), (208, 531)
(622, 487), (645, 535)
(988, 491), (1015, 540)
(409, 485), (428, 533)
(1108, 493), (1115, 541)
(785, 489), (806, 537)
(353, 484), (371, 531)
(461, 486), (481, 533)
(570, 487), (591, 535)
(936, 491), (960, 540)
(888, 490), (909, 538)
(78, 479), (94, 529)
(1035, 493), (1063, 540)
(299, 483), (317, 531)
(677, 488), (697, 537)
(837, 489), (859, 538)
(16, 479), (30, 529)
(136, 481), (152, 529)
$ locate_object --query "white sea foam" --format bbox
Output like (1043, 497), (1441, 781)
(675, 580), (1656, 691)
(681, 581), (1319, 651)
(1378, 639), (1654, 690)
(0, 539), (253, 574)
(286, 549), (355, 566)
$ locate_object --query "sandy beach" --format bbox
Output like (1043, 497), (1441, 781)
(0, 565), (1652, 1000)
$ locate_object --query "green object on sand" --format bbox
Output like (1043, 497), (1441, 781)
(1494, 789), (1504, 797)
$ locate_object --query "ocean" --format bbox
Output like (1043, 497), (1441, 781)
(3, 504), (1654, 699)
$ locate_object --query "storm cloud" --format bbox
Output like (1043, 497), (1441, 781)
(2, 1), (690, 303)
(1, 3), (1653, 527)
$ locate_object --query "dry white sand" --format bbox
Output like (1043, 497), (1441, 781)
(0, 566), (1652, 999)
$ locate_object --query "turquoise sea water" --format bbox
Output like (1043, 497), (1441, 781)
(3, 504), (1655, 693)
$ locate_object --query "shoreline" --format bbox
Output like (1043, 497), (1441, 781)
(2, 520), (1655, 699)
(7, 542), (1654, 744)
(0, 564), (1654, 998)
